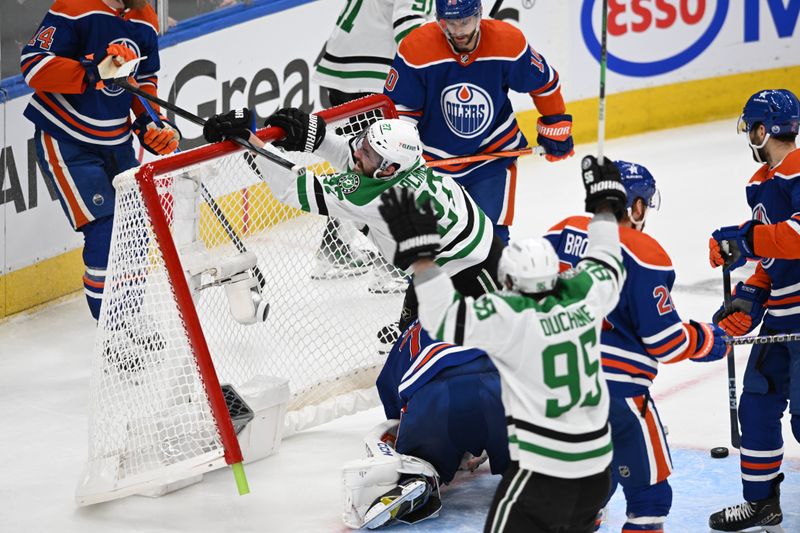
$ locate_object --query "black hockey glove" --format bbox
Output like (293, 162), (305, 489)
(264, 108), (326, 153)
(582, 155), (627, 220)
(203, 108), (254, 144)
(379, 187), (440, 271)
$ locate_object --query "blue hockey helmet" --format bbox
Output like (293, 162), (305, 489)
(737, 89), (800, 138)
(615, 160), (660, 210)
(436, 0), (481, 20)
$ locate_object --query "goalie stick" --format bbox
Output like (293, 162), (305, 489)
(133, 92), (268, 294)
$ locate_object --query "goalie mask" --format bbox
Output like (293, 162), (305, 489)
(497, 238), (559, 295)
(352, 119), (423, 179)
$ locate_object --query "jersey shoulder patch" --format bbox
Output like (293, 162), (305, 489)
(476, 19), (527, 60)
(546, 214), (590, 234)
(126, 4), (159, 32)
(397, 22), (453, 67)
(51, 0), (114, 18)
(619, 227), (672, 269)
(772, 148), (800, 180)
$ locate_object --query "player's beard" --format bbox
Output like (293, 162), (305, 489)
(750, 145), (768, 164)
(123, 0), (148, 9)
(450, 28), (479, 53)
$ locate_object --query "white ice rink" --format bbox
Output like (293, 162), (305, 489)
(2, 118), (799, 532)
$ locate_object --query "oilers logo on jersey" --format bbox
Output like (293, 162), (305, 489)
(101, 37), (142, 97)
(752, 203), (775, 268)
(440, 83), (494, 139)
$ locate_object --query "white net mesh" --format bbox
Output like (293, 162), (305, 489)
(78, 97), (405, 504)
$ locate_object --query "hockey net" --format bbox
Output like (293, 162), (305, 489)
(77, 96), (404, 505)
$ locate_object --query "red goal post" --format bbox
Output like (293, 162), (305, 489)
(77, 95), (402, 505)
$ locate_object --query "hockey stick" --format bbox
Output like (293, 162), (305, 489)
(133, 93), (267, 292)
(597, 0), (609, 163)
(724, 332), (800, 346)
(424, 147), (544, 168)
(722, 267), (742, 449)
(108, 61), (294, 170)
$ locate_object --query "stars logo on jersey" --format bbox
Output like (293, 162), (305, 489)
(338, 172), (361, 194)
(440, 83), (494, 139)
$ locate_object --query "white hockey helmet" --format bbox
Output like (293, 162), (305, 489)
(356, 119), (423, 179)
(498, 238), (560, 294)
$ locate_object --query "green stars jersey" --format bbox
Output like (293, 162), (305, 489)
(415, 213), (626, 479)
(313, 0), (434, 94)
(254, 134), (494, 277)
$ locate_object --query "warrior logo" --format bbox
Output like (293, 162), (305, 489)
(440, 83), (494, 139)
(752, 203), (775, 269)
(338, 173), (360, 195)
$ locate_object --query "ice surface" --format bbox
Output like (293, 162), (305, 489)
(1, 119), (798, 532)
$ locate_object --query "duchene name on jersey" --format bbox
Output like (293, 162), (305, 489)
(540, 304), (595, 337)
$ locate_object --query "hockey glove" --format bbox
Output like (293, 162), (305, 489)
(712, 282), (769, 336)
(379, 187), (440, 271)
(132, 113), (181, 156)
(80, 43), (137, 90)
(536, 114), (575, 162)
(264, 107), (326, 153)
(709, 220), (762, 271)
(582, 155), (627, 220)
(687, 320), (731, 363)
(203, 108), (254, 144)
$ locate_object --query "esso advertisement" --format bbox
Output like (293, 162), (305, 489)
(574, 0), (799, 88)
(582, 0), (728, 77)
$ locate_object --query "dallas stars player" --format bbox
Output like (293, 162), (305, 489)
(378, 155), (628, 533)
(203, 108), (505, 327)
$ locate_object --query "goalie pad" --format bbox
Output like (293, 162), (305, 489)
(342, 421), (441, 529)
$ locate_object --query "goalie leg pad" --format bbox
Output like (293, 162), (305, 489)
(342, 454), (402, 529)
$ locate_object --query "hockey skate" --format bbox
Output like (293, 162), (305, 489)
(362, 476), (432, 529)
(709, 473), (785, 532)
(367, 257), (410, 295)
(310, 219), (372, 280)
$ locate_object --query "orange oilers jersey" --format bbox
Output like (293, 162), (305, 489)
(745, 148), (800, 329)
(384, 19), (564, 180)
(546, 216), (692, 397)
(21, 0), (160, 146)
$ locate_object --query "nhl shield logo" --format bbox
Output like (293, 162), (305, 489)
(440, 83), (494, 139)
(338, 173), (360, 194)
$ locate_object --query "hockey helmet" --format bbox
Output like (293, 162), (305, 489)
(498, 238), (559, 295)
(354, 119), (423, 179)
(737, 89), (800, 138)
(615, 160), (660, 210)
(436, 0), (481, 19)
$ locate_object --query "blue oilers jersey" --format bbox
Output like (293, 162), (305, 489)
(745, 149), (800, 331)
(546, 216), (693, 397)
(21, 0), (160, 146)
(376, 320), (493, 419)
(383, 19), (563, 181)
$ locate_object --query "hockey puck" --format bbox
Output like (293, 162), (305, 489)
(710, 446), (729, 459)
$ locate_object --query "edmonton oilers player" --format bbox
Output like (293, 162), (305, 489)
(341, 321), (508, 529)
(707, 89), (800, 533)
(545, 160), (731, 533)
(21, 0), (179, 321)
(383, 0), (573, 243)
